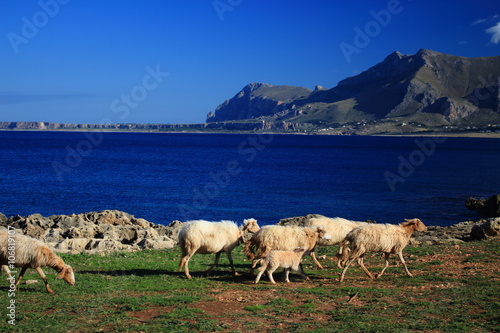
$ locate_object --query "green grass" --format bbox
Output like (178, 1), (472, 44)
(1, 240), (498, 332)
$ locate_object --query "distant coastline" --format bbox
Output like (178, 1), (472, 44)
(1, 121), (499, 138)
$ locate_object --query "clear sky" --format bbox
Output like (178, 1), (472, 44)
(1, 0), (499, 124)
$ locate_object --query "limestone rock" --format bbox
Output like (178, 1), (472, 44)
(0, 210), (179, 254)
(277, 214), (327, 226)
(470, 217), (500, 240)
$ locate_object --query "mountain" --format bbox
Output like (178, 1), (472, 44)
(207, 50), (500, 133)
(207, 82), (312, 122)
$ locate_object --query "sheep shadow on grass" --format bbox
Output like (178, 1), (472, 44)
(77, 269), (171, 277)
(77, 262), (249, 280)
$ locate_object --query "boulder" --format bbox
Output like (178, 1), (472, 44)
(86, 239), (128, 252)
(470, 217), (500, 240)
(160, 220), (184, 240)
(134, 237), (176, 250)
(465, 194), (500, 218)
(44, 228), (63, 243)
(54, 238), (91, 253)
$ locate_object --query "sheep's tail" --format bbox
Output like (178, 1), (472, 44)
(244, 240), (256, 260)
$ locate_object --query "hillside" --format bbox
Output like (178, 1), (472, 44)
(208, 49), (500, 134)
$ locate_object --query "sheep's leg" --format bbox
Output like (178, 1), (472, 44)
(267, 269), (277, 284)
(397, 251), (413, 277)
(36, 267), (54, 294)
(2, 265), (13, 279)
(375, 253), (391, 279)
(178, 247), (192, 276)
(225, 251), (240, 276)
(13, 267), (28, 291)
(295, 265), (310, 282)
(358, 257), (375, 279)
(283, 268), (291, 283)
(337, 245), (351, 269)
(206, 252), (221, 276)
(335, 254), (343, 269)
(254, 264), (267, 283)
(339, 259), (354, 283)
(178, 256), (187, 271)
(310, 251), (325, 270)
(248, 258), (260, 275)
(180, 252), (194, 279)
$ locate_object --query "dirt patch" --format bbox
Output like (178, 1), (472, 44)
(129, 306), (169, 322)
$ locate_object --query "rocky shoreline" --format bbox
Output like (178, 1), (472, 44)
(1, 210), (498, 254)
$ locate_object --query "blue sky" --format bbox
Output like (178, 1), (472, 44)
(0, 0), (499, 124)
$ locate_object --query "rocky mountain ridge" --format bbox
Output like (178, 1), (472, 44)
(208, 49), (500, 134)
(2, 50), (499, 135)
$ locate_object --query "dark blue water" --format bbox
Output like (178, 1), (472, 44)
(0, 131), (498, 227)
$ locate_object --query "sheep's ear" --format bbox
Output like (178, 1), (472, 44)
(56, 265), (70, 279)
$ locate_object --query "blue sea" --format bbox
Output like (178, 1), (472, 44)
(0, 131), (498, 227)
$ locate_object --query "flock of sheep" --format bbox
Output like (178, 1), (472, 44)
(0, 215), (427, 293)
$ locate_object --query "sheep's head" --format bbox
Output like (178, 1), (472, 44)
(57, 265), (75, 286)
(240, 218), (260, 242)
(404, 218), (427, 232)
(241, 218), (260, 233)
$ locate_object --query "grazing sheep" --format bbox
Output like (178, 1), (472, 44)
(244, 225), (331, 272)
(339, 218), (427, 283)
(304, 217), (370, 269)
(254, 247), (310, 284)
(0, 231), (75, 293)
(178, 218), (259, 279)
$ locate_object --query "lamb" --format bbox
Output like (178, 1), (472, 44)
(0, 230), (75, 293)
(339, 218), (427, 283)
(178, 218), (259, 279)
(254, 247), (310, 284)
(244, 225), (331, 272)
(304, 216), (370, 269)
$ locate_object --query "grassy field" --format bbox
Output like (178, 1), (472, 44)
(1, 239), (499, 332)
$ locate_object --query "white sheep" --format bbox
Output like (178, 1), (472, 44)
(178, 218), (259, 279)
(244, 225), (331, 272)
(339, 218), (427, 283)
(254, 247), (310, 284)
(304, 216), (370, 269)
(0, 230), (75, 293)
